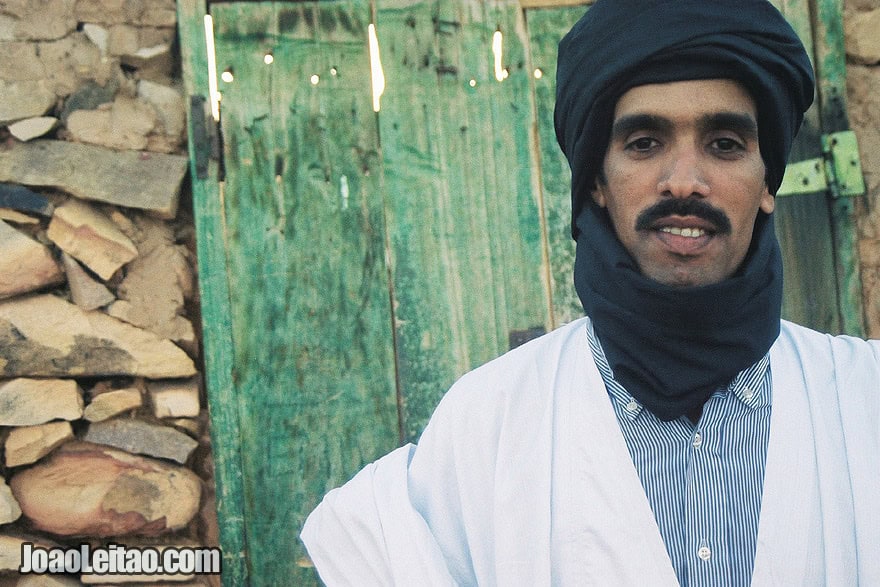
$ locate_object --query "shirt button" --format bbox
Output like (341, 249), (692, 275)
(698, 546), (712, 561)
(692, 432), (703, 448)
(625, 400), (639, 412)
(743, 387), (754, 400)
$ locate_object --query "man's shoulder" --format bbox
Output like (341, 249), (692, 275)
(425, 317), (593, 429)
(453, 317), (590, 390)
(779, 320), (880, 359)
(776, 319), (880, 382)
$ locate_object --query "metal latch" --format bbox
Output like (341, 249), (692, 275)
(777, 130), (865, 198)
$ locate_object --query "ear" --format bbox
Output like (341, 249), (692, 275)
(759, 184), (775, 214)
(591, 182), (608, 208)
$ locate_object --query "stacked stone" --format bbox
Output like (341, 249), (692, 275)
(0, 0), (217, 584)
(845, 0), (880, 336)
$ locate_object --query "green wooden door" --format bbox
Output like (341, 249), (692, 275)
(177, 0), (864, 583)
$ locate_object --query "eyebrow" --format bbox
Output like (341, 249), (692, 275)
(610, 111), (759, 142)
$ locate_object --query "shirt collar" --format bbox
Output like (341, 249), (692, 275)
(586, 321), (771, 422)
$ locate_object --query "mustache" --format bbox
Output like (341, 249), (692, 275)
(635, 198), (732, 234)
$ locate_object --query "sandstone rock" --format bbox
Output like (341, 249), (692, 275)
(0, 220), (65, 299)
(845, 9), (880, 63)
(107, 24), (140, 56)
(123, 43), (175, 85)
(10, 441), (201, 537)
(0, 41), (45, 81)
(47, 199), (138, 280)
(66, 97), (158, 152)
(0, 140), (187, 218)
(0, 378), (83, 426)
(7, 116), (58, 142)
(0, 14), (14, 42)
(138, 80), (185, 140)
(0, 0), (76, 41)
(106, 214), (196, 348)
(149, 379), (200, 418)
(37, 34), (116, 97)
(84, 418), (199, 464)
(846, 65), (880, 196)
(0, 479), (21, 525)
(84, 387), (142, 422)
(4, 421), (74, 467)
(0, 209), (39, 224)
(82, 23), (109, 56)
(74, 0), (177, 27)
(0, 294), (196, 379)
(0, 80), (55, 125)
(61, 253), (116, 311)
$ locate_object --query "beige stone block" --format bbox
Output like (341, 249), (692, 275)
(66, 96), (158, 152)
(845, 9), (880, 63)
(149, 379), (200, 418)
(0, 294), (197, 379)
(137, 79), (185, 139)
(47, 199), (138, 280)
(0, 219), (65, 299)
(0, 479), (21, 525)
(4, 421), (74, 467)
(4, 0), (77, 41)
(0, 42), (45, 81)
(61, 253), (116, 311)
(10, 441), (201, 537)
(84, 388), (142, 422)
(0, 379), (83, 426)
(0, 80), (55, 126)
(38, 34), (116, 96)
(7, 116), (58, 142)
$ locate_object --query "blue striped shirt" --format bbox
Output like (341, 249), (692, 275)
(586, 322), (772, 587)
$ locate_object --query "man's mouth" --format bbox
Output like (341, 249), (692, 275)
(649, 216), (718, 254)
(658, 226), (709, 238)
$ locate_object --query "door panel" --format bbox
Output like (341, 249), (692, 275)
(212, 3), (399, 583)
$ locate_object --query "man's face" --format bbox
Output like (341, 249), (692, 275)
(591, 78), (775, 287)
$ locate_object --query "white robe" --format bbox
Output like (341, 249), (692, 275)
(301, 318), (880, 586)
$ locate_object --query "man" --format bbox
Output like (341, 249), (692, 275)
(302, 0), (880, 584)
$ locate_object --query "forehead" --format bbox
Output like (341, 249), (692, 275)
(613, 79), (757, 122)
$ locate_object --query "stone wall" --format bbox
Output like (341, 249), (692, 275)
(0, 0), (218, 584)
(846, 0), (880, 336)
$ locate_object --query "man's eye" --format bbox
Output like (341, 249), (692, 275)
(626, 137), (658, 151)
(712, 137), (744, 152)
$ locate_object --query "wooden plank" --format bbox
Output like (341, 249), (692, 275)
(176, 1), (249, 585)
(810, 0), (867, 336)
(377, 0), (550, 441)
(212, 2), (399, 584)
(525, 5), (586, 327)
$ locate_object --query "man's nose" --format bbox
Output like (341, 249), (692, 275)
(657, 147), (710, 198)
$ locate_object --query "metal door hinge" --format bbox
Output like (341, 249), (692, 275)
(777, 130), (865, 198)
(189, 95), (222, 180)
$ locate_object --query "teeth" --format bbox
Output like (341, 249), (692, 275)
(660, 226), (706, 238)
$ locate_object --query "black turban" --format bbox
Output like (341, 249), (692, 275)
(555, 0), (816, 421)
(555, 0), (815, 238)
